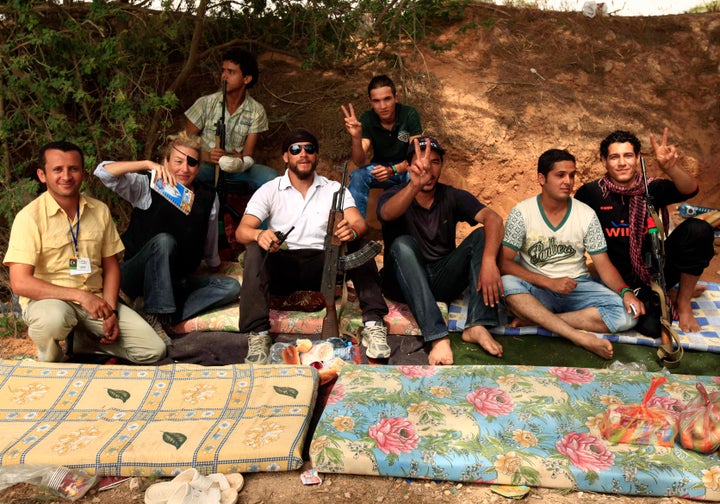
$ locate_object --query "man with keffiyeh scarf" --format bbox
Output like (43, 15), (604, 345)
(575, 128), (715, 337)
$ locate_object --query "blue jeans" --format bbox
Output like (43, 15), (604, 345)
(197, 161), (277, 190)
(384, 229), (499, 342)
(501, 275), (636, 333)
(120, 233), (240, 322)
(348, 164), (409, 218)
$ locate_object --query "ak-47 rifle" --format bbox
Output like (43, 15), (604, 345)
(641, 156), (683, 367)
(214, 80), (227, 188)
(320, 162), (349, 340)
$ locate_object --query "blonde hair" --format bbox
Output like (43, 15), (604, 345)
(163, 131), (202, 160)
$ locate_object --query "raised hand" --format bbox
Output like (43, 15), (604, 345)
(341, 103), (362, 139)
(407, 138), (433, 188)
(649, 127), (678, 172)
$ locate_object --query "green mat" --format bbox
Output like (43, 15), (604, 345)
(450, 332), (720, 375)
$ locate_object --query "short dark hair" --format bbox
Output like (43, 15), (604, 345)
(367, 74), (396, 96)
(222, 48), (259, 88)
(38, 141), (84, 172)
(537, 148), (575, 176)
(600, 130), (641, 158)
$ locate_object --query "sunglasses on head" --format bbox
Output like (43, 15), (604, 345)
(172, 145), (199, 167)
(288, 143), (316, 155)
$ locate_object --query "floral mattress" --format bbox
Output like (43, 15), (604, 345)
(0, 359), (318, 476)
(310, 363), (720, 500)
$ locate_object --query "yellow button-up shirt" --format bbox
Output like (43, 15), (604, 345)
(3, 192), (124, 307)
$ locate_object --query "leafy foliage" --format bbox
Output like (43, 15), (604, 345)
(0, 0), (467, 229)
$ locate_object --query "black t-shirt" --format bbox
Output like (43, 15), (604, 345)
(574, 178), (697, 286)
(377, 182), (485, 263)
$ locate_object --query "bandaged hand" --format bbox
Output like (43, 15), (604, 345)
(219, 155), (255, 173)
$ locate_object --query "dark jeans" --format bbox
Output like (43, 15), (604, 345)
(239, 240), (388, 333)
(383, 229), (499, 343)
(120, 233), (240, 323)
(634, 217), (715, 337)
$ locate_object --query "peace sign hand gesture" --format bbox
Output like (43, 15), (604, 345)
(407, 138), (434, 189)
(341, 103), (362, 140)
(650, 127), (678, 173)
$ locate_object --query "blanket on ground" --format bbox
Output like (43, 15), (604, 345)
(174, 262), (720, 354)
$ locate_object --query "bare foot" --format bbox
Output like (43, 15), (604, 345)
(572, 330), (613, 360)
(669, 285), (707, 303)
(508, 316), (533, 328)
(678, 307), (702, 333)
(461, 325), (503, 358)
(428, 337), (454, 365)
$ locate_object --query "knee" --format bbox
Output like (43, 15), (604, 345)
(148, 233), (178, 256)
(126, 341), (166, 364)
(253, 164), (278, 185)
(613, 311), (637, 333)
(389, 235), (419, 263)
(501, 275), (526, 297)
(216, 276), (241, 298)
(25, 300), (75, 336)
(349, 166), (373, 189)
(688, 218), (716, 247)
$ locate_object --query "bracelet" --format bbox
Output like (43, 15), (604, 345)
(619, 287), (633, 297)
(350, 225), (361, 240)
(390, 164), (398, 175)
(256, 230), (265, 242)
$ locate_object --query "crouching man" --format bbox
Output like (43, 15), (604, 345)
(4, 141), (165, 363)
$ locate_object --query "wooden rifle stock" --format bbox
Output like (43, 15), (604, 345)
(320, 163), (348, 339)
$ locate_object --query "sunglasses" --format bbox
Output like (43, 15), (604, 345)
(288, 144), (317, 155)
(172, 145), (199, 167)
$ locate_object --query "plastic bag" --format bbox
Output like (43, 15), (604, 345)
(679, 382), (720, 454)
(599, 376), (679, 447)
(0, 464), (96, 500)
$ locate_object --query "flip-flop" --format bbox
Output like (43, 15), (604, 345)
(145, 469), (203, 504)
(145, 470), (243, 504)
(166, 482), (239, 504)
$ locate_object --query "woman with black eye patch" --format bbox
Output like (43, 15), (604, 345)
(93, 131), (241, 344)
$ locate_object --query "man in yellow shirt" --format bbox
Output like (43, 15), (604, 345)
(3, 141), (165, 363)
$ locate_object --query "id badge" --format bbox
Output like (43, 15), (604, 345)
(69, 257), (92, 275)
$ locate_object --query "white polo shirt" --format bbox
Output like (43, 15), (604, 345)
(244, 170), (356, 250)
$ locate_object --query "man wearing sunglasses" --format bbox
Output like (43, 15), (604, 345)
(95, 132), (241, 342)
(235, 128), (390, 364)
(378, 137), (505, 366)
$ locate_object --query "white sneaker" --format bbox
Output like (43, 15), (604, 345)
(361, 325), (390, 359)
(245, 333), (272, 364)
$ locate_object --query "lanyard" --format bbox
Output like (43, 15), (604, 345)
(68, 204), (80, 257)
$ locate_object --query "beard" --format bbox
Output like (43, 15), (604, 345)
(288, 159), (316, 180)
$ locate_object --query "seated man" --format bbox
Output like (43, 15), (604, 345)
(185, 48), (277, 189)
(4, 141), (165, 363)
(94, 132), (241, 339)
(377, 136), (505, 366)
(235, 128), (390, 364)
(500, 148), (643, 360)
(575, 128), (715, 335)
(341, 74), (422, 218)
